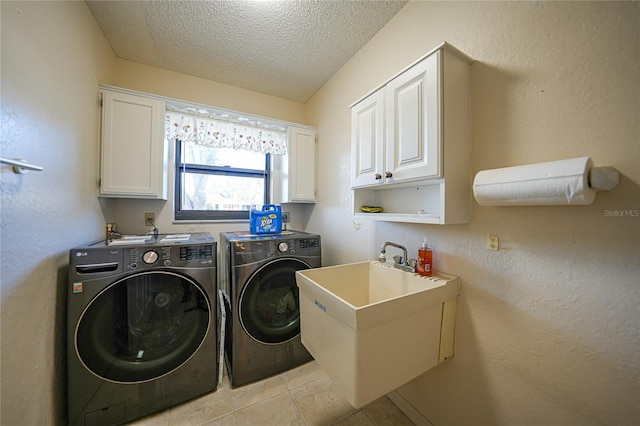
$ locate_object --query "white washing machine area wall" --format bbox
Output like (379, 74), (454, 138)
(219, 230), (322, 387)
(67, 233), (218, 426)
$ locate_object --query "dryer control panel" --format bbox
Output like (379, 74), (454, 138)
(269, 237), (320, 256)
(229, 234), (321, 265)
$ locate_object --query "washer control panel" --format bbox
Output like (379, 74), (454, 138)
(125, 244), (215, 270)
(70, 233), (216, 276)
(179, 245), (214, 261)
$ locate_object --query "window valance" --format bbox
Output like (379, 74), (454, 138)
(166, 108), (288, 156)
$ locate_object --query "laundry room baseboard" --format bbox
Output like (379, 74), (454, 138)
(386, 390), (434, 426)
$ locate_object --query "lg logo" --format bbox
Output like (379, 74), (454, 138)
(76, 251), (88, 257)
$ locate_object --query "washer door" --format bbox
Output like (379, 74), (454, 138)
(239, 258), (310, 344)
(75, 271), (211, 383)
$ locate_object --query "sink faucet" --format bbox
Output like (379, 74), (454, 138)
(379, 242), (415, 272)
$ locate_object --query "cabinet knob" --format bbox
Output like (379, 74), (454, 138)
(375, 173), (382, 180)
(385, 171), (393, 178)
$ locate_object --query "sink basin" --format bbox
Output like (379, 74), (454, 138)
(296, 261), (459, 408)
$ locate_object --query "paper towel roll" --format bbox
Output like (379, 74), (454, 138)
(473, 157), (597, 206)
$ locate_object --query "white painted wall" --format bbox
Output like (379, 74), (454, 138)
(306, 2), (639, 425)
(0, 1), (115, 424)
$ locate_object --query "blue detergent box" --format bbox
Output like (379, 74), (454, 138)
(249, 204), (283, 234)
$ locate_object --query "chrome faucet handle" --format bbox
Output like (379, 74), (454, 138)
(380, 242), (410, 269)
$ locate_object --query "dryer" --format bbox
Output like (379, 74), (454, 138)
(67, 233), (217, 426)
(219, 230), (321, 387)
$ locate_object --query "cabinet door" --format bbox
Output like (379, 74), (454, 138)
(100, 91), (167, 199)
(272, 126), (316, 203)
(385, 51), (441, 183)
(351, 88), (385, 188)
(288, 126), (316, 202)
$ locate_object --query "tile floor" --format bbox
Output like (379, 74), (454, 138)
(129, 360), (415, 426)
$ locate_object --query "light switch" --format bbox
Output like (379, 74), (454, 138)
(487, 235), (499, 251)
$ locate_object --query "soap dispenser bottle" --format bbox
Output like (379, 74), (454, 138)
(417, 238), (433, 276)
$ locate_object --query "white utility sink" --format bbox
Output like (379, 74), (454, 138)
(296, 261), (459, 408)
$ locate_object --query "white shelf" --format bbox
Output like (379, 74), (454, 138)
(354, 212), (441, 224)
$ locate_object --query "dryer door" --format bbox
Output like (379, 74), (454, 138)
(239, 258), (310, 344)
(75, 271), (211, 383)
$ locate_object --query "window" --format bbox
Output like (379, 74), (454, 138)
(175, 141), (270, 221)
(167, 109), (288, 221)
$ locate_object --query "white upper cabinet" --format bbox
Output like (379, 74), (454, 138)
(351, 88), (385, 188)
(385, 52), (440, 183)
(272, 126), (317, 203)
(99, 89), (167, 199)
(350, 43), (472, 224)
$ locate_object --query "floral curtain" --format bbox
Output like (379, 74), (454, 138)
(166, 110), (287, 156)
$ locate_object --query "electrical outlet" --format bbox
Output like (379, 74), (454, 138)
(487, 234), (499, 251)
(145, 212), (155, 226)
(282, 212), (290, 223)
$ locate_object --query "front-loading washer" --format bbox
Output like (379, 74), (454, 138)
(219, 230), (321, 387)
(67, 233), (217, 426)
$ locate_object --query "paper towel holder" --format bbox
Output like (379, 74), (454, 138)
(472, 157), (619, 207)
(588, 166), (619, 191)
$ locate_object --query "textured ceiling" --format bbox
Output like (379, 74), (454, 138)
(86, 0), (407, 103)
